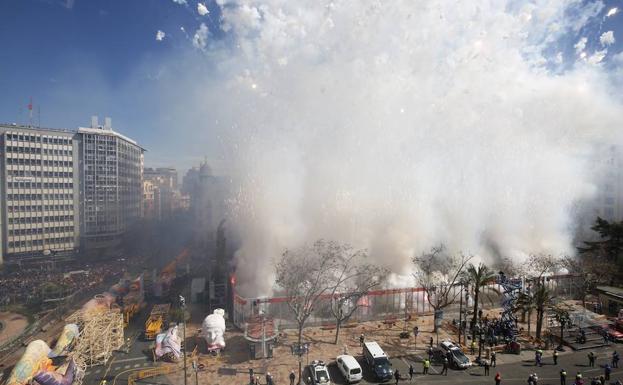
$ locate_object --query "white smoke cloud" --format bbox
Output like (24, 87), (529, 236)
(600, 31), (615, 46)
(192, 23), (209, 50)
(606, 7), (618, 18)
(156, 30), (166, 41)
(176, 0), (623, 296)
(172, 0), (187, 4)
(197, 3), (209, 16)
(575, 37), (588, 55)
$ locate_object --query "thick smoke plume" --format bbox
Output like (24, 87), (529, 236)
(194, 0), (623, 296)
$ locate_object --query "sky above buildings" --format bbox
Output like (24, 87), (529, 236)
(0, 0), (622, 171)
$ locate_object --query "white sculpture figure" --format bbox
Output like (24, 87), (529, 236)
(201, 308), (226, 352)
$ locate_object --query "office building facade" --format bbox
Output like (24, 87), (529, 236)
(0, 124), (79, 264)
(77, 117), (144, 256)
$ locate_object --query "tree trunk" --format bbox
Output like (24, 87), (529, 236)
(334, 319), (342, 345)
(298, 323), (303, 385)
(536, 308), (543, 340)
(527, 311), (532, 336)
(471, 286), (480, 340)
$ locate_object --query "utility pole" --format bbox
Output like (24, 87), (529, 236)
(458, 284), (463, 345)
(180, 295), (187, 385)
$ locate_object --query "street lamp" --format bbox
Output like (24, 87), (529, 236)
(180, 295), (187, 385)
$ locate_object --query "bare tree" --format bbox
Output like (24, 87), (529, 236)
(275, 239), (341, 383)
(327, 245), (388, 344)
(562, 254), (615, 308)
(412, 245), (472, 333)
(526, 253), (561, 281)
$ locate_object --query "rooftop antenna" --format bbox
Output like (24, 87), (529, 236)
(28, 97), (33, 127)
(38, 105), (41, 128)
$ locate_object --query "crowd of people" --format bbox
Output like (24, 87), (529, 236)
(0, 258), (142, 307)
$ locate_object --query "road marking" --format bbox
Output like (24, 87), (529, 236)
(114, 367), (121, 371)
(134, 364), (140, 368)
(113, 356), (148, 364)
(124, 365), (130, 369)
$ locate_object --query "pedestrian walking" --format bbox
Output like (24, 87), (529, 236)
(429, 336), (433, 348)
(359, 333), (365, 347)
(266, 372), (273, 385)
(441, 357), (448, 375)
(255, 375), (261, 385)
(604, 364), (611, 381)
(588, 351), (595, 367)
(554, 350), (559, 365)
(394, 369), (400, 385)
(423, 358), (430, 375)
(249, 368), (255, 385)
(289, 370), (296, 385)
(613, 351), (619, 368)
(408, 364), (414, 381)
(495, 372), (501, 385)
(491, 351), (497, 367)
(471, 340), (476, 354)
(560, 369), (567, 385)
(484, 360), (490, 376)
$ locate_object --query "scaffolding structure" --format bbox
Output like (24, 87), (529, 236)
(67, 308), (125, 367)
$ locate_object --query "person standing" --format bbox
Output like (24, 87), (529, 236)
(249, 369), (255, 385)
(588, 352), (595, 367)
(359, 333), (365, 347)
(429, 336), (434, 348)
(560, 369), (567, 385)
(554, 350), (559, 365)
(423, 358), (430, 375)
(441, 357), (448, 375)
(613, 351), (619, 368)
(408, 364), (414, 381)
(394, 369), (400, 385)
(491, 351), (497, 367)
(471, 340), (476, 354)
(484, 360), (490, 376)
(289, 370), (296, 385)
(575, 372), (582, 385)
(495, 372), (501, 385)
(605, 364), (611, 381)
(266, 372), (273, 385)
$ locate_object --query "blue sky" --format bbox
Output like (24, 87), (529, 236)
(0, 0), (622, 171)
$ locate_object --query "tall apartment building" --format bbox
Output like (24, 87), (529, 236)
(77, 117), (144, 257)
(142, 167), (179, 220)
(0, 124), (79, 264)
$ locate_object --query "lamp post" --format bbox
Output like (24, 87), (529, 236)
(458, 283), (463, 345)
(180, 295), (187, 385)
(463, 290), (469, 346)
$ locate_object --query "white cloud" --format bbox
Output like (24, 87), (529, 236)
(64, 0), (75, 9)
(606, 7), (618, 17)
(171, 0), (187, 4)
(574, 37), (587, 55)
(156, 30), (166, 41)
(192, 23), (209, 50)
(600, 31), (615, 46)
(197, 3), (209, 16)
(588, 49), (607, 64)
(555, 52), (563, 64)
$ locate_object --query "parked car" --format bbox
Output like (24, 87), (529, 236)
(308, 360), (331, 385)
(336, 354), (363, 383)
(363, 341), (393, 382)
(438, 341), (472, 369)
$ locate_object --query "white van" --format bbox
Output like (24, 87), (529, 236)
(336, 355), (362, 383)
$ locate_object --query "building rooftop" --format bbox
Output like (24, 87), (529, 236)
(596, 286), (623, 299)
(0, 122), (74, 134)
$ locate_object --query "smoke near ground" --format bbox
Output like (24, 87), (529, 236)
(184, 0), (623, 296)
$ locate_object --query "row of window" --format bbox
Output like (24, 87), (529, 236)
(9, 170), (73, 178)
(8, 215), (73, 224)
(7, 193), (73, 201)
(6, 158), (72, 167)
(7, 182), (73, 189)
(5, 146), (72, 155)
(5, 133), (72, 144)
(8, 237), (73, 248)
(8, 206), (73, 213)
(8, 226), (74, 236)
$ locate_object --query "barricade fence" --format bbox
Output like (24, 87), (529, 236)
(233, 274), (584, 330)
